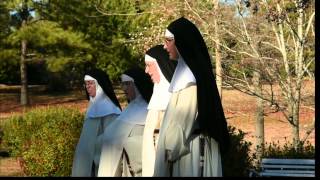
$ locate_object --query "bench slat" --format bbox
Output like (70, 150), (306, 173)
(257, 158), (315, 177)
(264, 169), (315, 174)
(262, 158), (315, 165)
(259, 172), (315, 177)
(262, 164), (315, 170)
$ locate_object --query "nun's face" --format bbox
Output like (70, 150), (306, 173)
(85, 80), (96, 97)
(145, 61), (160, 83)
(164, 38), (178, 60)
(122, 81), (136, 101)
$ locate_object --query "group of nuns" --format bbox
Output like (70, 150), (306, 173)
(71, 17), (230, 177)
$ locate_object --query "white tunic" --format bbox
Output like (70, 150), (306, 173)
(98, 96), (148, 177)
(71, 114), (119, 176)
(153, 85), (222, 177)
(141, 109), (165, 176)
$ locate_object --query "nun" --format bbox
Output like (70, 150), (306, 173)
(97, 67), (153, 177)
(153, 17), (230, 177)
(141, 44), (176, 177)
(71, 68), (122, 177)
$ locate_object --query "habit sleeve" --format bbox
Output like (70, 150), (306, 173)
(163, 85), (197, 162)
(72, 114), (118, 177)
(141, 110), (165, 176)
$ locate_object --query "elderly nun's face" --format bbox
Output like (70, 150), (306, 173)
(122, 81), (136, 101)
(145, 61), (160, 83)
(85, 80), (96, 97)
(164, 38), (179, 60)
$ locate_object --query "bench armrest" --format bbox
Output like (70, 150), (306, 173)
(248, 169), (260, 177)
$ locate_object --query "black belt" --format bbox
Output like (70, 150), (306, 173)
(200, 135), (205, 177)
(192, 129), (205, 177)
(193, 129), (201, 135)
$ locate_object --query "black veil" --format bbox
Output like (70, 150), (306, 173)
(146, 45), (177, 82)
(167, 17), (230, 153)
(123, 67), (153, 103)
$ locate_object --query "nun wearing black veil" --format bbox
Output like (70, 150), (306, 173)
(141, 45), (176, 176)
(71, 68), (122, 177)
(97, 67), (153, 177)
(153, 17), (230, 177)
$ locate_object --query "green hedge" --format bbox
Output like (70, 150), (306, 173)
(262, 140), (315, 159)
(222, 126), (255, 177)
(1, 106), (84, 176)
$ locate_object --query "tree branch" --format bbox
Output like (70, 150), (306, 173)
(301, 118), (315, 144)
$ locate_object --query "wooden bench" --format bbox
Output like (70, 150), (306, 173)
(249, 158), (315, 177)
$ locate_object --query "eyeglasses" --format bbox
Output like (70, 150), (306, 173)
(121, 81), (132, 87)
(164, 37), (174, 44)
(84, 80), (95, 87)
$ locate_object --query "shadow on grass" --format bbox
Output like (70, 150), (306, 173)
(0, 150), (9, 157)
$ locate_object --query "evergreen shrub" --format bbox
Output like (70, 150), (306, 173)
(222, 126), (255, 177)
(1, 106), (84, 176)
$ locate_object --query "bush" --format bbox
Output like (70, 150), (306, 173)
(1, 106), (84, 176)
(222, 126), (255, 177)
(262, 140), (315, 159)
(0, 54), (20, 85)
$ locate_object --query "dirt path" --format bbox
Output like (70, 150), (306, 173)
(223, 89), (315, 148)
(0, 157), (24, 176)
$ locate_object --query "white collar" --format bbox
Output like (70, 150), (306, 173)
(168, 56), (196, 92)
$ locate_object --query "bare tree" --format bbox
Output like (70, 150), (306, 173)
(213, 0), (223, 98)
(221, 0), (315, 149)
(259, 0), (314, 148)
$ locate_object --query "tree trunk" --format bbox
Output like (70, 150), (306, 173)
(288, 101), (300, 149)
(20, 20), (29, 106)
(292, 100), (300, 149)
(20, 38), (29, 106)
(214, 0), (222, 99)
(20, 0), (30, 106)
(252, 71), (264, 162)
(289, 0), (304, 149)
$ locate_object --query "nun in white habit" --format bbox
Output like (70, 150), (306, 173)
(72, 68), (122, 177)
(98, 67), (153, 177)
(141, 45), (176, 177)
(153, 17), (230, 177)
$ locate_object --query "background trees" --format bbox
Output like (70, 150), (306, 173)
(1, 0), (90, 105)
